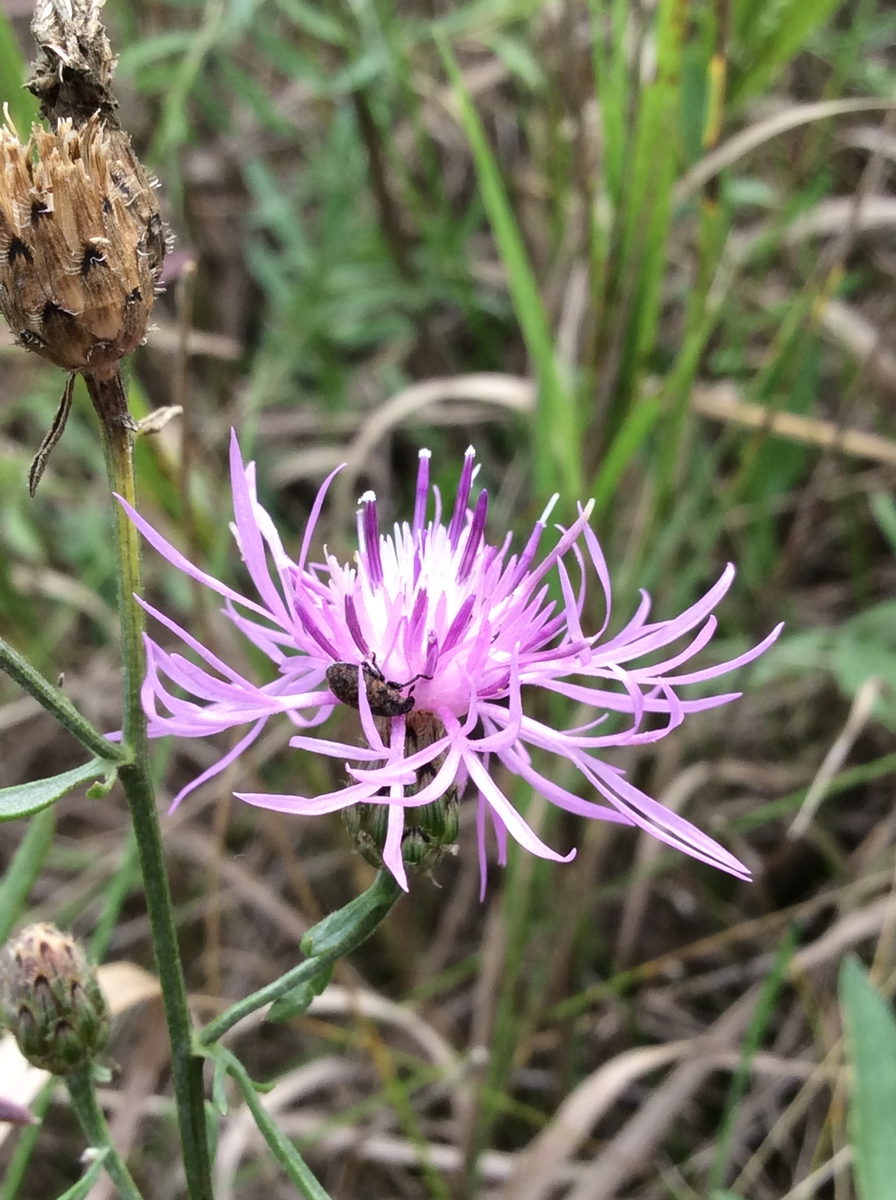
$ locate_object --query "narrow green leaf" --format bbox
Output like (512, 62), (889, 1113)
(53, 1151), (108, 1200)
(615, 0), (685, 385)
(272, 0), (346, 44)
(840, 956), (896, 1200)
(731, 0), (841, 104)
(0, 807), (54, 943)
(0, 760), (116, 822)
(86, 768), (120, 800)
(212, 1058), (229, 1116)
(117, 30), (196, 77)
(201, 1045), (332, 1200)
(708, 925), (799, 1192)
(588, 0), (629, 204)
(870, 492), (896, 559)
(0, 11), (39, 134)
(150, 3), (227, 160)
(734, 753), (896, 833)
(268, 963), (334, 1022)
(438, 35), (579, 498)
(300, 869), (400, 957)
(591, 397), (662, 515)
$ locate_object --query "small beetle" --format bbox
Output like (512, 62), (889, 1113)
(326, 658), (427, 718)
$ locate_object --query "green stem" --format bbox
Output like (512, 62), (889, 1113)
(198, 870), (401, 1046)
(200, 1045), (333, 1200)
(88, 372), (213, 1200)
(66, 1071), (144, 1200)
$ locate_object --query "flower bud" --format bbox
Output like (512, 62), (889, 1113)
(344, 711), (459, 875)
(1, 924), (109, 1075)
(0, 113), (165, 378)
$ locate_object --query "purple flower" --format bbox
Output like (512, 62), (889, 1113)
(119, 433), (781, 892)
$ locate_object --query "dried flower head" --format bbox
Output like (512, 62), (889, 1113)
(0, 0), (170, 491)
(0, 112), (164, 378)
(119, 435), (782, 892)
(1, 923), (109, 1075)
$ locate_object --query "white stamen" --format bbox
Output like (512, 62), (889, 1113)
(539, 494), (560, 524)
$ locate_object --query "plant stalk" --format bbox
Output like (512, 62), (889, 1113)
(198, 869), (401, 1046)
(66, 1070), (144, 1200)
(89, 371), (213, 1200)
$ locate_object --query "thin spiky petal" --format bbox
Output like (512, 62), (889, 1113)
(123, 433), (781, 891)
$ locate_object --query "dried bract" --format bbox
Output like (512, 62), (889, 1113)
(28, 0), (118, 129)
(0, 113), (164, 379)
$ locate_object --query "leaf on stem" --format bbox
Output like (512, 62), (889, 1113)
(300, 870), (402, 957)
(0, 760), (118, 821)
(268, 963), (334, 1023)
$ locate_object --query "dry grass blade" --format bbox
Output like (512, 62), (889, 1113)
(789, 677), (882, 839)
(495, 1041), (693, 1200)
(815, 297), (896, 395)
(553, 896), (896, 1200)
(783, 196), (896, 243)
(779, 1145), (853, 1200)
(331, 373), (535, 522)
(614, 764), (711, 970)
(690, 381), (896, 465)
(675, 99), (896, 202)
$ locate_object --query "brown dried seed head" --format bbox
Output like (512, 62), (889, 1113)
(0, 112), (166, 378)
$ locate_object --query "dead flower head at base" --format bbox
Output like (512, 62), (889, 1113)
(0, 112), (164, 378)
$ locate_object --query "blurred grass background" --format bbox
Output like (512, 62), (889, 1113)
(2, 0), (896, 1196)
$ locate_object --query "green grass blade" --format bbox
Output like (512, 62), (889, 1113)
(0, 806), (54, 944)
(614, 0), (686, 378)
(707, 924), (799, 1193)
(870, 492), (896, 558)
(53, 1151), (109, 1200)
(590, 396), (662, 516)
(438, 35), (580, 498)
(588, 0), (629, 205)
(840, 956), (896, 1200)
(731, 0), (841, 104)
(0, 11), (39, 133)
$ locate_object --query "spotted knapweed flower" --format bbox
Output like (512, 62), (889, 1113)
(120, 433), (781, 892)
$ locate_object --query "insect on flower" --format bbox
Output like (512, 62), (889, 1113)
(326, 657), (430, 718)
(118, 433), (782, 893)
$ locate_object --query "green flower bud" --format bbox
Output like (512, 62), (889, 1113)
(1, 924), (109, 1075)
(344, 710), (459, 875)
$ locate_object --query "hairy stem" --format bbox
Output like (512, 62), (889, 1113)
(201, 1045), (333, 1200)
(89, 371), (213, 1200)
(66, 1070), (144, 1200)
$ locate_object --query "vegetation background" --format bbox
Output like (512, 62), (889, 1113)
(2, 0), (896, 1196)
